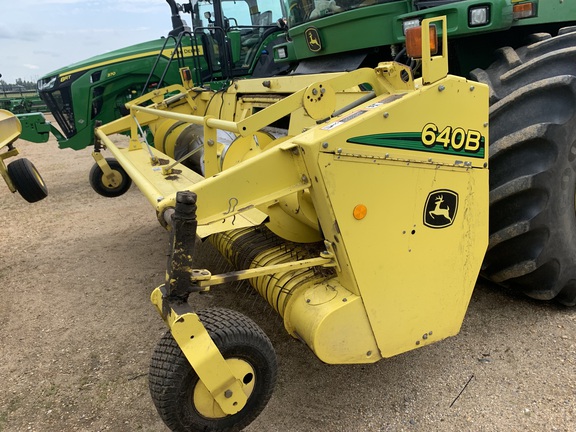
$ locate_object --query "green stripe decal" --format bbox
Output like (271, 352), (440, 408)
(347, 131), (485, 158)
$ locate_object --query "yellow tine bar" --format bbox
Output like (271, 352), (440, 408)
(129, 104), (239, 133)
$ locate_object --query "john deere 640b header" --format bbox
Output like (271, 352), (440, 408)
(93, 18), (489, 431)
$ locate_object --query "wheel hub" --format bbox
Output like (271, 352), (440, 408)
(100, 170), (122, 188)
(192, 358), (255, 419)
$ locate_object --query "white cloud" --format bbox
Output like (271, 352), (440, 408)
(1, 0), (172, 82)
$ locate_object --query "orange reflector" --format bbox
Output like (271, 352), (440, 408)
(405, 25), (438, 59)
(353, 204), (367, 220)
(513, 2), (535, 19)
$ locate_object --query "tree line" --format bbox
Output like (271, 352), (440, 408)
(0, 78), (38, 92)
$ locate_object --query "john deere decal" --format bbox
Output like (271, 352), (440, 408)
(424, 190), (458, 229)
(305, 27), (322, 52)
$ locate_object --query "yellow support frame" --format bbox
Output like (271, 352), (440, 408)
(151, 287), (248, 415)
(422, 16), (449, 84)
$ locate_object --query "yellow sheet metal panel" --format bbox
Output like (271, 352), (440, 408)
(298, 78), (488, 169)
(296, 73), (489, 358)
(182, 143), (310, 226)
(197, 207), (269, 238)
(259, 201), (323, 243)
(319, 155), (488, 357)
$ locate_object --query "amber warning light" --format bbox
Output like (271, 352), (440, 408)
(405, 25), (438, 59)
(513, 2), (536, 19)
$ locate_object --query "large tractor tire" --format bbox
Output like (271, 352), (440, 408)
(470, 27), (576, 306)
(149, 308), (277, 432)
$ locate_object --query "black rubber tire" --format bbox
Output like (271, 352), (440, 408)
(88, 158), (132, 198)
(470, 26), (576, 305)
(149, 308), (277, 432)
(7, 158), (48, 203)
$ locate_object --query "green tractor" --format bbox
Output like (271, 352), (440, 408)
(36, 0), (288, 152)
(261, 0), (576, 306)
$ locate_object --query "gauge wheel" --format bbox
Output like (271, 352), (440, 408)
(88, 157), (132, 197)
(7, 158), (48, 203)
(149, 308), (277, 432)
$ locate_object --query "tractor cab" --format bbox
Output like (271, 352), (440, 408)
(285, 0), (400, 25)
(188, 0), (289, 80)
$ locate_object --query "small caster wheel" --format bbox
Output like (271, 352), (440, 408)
(7, 158), (48, 203)
(89, 157), (132, 197)
(149, 308), (277, 432)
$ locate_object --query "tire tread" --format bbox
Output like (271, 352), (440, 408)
(149, 308), (276, 432)
(474, 27), (576, 304)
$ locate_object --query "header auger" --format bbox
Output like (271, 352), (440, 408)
(92, 18), (489, 431)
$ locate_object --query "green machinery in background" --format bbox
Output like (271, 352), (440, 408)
(0, 74), (47, 114)
(35, 0), (288, 152)
(0, 93), (47, 115)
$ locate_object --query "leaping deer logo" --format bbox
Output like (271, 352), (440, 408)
(308, 33), (320, 47)
(305, 28), (322, 52)
(429, 194), (452, 223)
(424, 190), (458, 228)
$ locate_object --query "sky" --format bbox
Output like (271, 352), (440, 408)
(0, 0), (176, 84)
